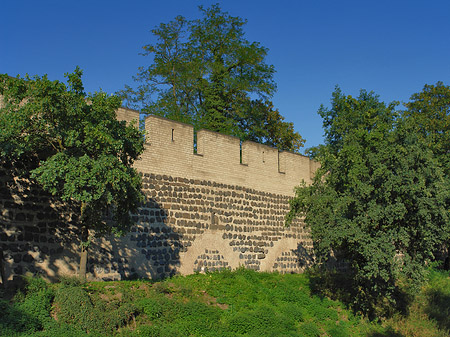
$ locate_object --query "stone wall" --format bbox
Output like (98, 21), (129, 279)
(0, 108), (317, 282)
(135, 112), (320, 196)
(97, 172), (314, 280)
(0, 163), (81, 282)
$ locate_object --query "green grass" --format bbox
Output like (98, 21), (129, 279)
(0, 268), (449, 336)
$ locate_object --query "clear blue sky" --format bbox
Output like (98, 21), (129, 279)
(2, 0), (449, 152)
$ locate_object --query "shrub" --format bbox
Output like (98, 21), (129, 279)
(0, 276), (55, 335)
(425, 270), (450, 332)
(227, 305), (296, 336)
(0, 299), (42, 336)
(54, 283), (136, 335)
(327, 324), (351, 337)
(299, 322), (321, 337)
(137, 297), (166, 320)
(134, 325), (186, 337)
(280, 302), (305, 322)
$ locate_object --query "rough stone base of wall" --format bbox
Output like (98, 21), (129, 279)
(1, 168), (314, 283)
(84, 173), (315, 281)
(0, 164), (81, 284)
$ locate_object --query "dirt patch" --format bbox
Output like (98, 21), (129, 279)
(100, 292), (123, 301)
(138, 284), (149, 291)
(199, 290), (229, 310)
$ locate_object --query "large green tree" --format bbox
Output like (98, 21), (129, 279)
(286, 88), (450, 316)
(404, 81), (450, 268)
(404, 82), (450, 174)
(0, 68), (145, 280)
(120, 4), (304, 152)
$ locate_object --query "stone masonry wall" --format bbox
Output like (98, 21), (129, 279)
(0, 107), (317, 282)
(133, 111), (320, 196)
(97, 172), (314, 280)
(0, 163), (81, 282)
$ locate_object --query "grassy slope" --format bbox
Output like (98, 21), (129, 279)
(0, 268), (449, 337)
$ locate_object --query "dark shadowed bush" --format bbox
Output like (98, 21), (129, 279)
(0, 276), (54, 335)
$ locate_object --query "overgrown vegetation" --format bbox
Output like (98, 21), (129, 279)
(287, 87), (450, 317)
(1, 268), (449, 336)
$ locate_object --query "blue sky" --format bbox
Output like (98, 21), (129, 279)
(2, 0), (449, 151)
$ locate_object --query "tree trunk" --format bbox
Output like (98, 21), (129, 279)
(79, 246), (88, 281)
(79, 225), (89, 281)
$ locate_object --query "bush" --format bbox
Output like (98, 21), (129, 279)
(0, 276), (54, 335)
(327, 324), (351, 337)
(54, 283), (136, 335)
(308, 301), (339, 322)
(425, 269), (450, 332)
(279, 302), (305, 322)
(31, 321), (89, 337)
(227, 305), (296, 336)
(137, 297), (165, 320)
(54, 285), (96, 332)
(299, 322), (321, 337)
(134, 325), (186, 337)
(136, 295), (225, 336)
(0, 299), (42, 336)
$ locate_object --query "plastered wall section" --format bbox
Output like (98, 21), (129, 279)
(132, 113), (318, 196)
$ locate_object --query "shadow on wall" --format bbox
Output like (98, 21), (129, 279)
(86, 196), (182, 281)
(0, 159), (183, 284)
(269, 242), (315, 274)
(0, 161), (80, 287)
(292, 243), (315, 269)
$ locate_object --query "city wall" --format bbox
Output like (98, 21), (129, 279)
(0, 107), (318, 282)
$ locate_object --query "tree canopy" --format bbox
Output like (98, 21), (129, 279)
(287, 87), (450, 316)
(404, 81), (450, 268)
(0, 68), (145, 279)
(120, 4), (304, 153)
(404, 81), (450, 175)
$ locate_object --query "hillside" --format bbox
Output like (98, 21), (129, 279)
(1, 268), (449, 336)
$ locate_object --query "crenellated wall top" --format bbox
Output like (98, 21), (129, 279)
(116, 107), (319, 196)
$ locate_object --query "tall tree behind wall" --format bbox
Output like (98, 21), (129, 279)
(120, 4), (304, 153)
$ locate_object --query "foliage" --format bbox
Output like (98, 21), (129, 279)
(54, 285), (95, 331)
(368, 269), (450, 337)
(120, 4), (304, 152)
(54, 282), (136, 335)
(128, 269), (354, 336)
(0, 277), (55, 335)
(404, 82), (450, 267)
(298, 322), (321, 337)
(404, 81), (450, 175)
(287, 87), (450, 316)
(227, 304), (296, 335)
(1, 269), (449, 336)
(0, 69), (145, 276)
(424, 269), (450, 332)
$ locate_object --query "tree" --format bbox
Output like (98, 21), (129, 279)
(404, 82), (450, 268)
(235, 99), (304, 153)
(120, 4), (304, 152)
(404, 82), (450, 174)
(0, 68), (145, 280)
(286, 87), (450, 316)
